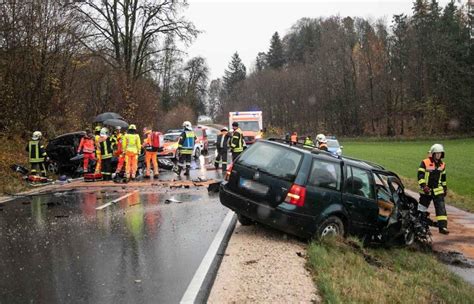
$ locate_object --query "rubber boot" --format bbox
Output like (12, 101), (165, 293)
(184, 168), (190, 176)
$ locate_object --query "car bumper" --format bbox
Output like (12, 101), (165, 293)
(158, 152), (176, 158)
(219, 183), (316, 238)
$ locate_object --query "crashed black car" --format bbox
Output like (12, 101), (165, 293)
(46, 132), (174, 177)
(220, 139), (430, 245)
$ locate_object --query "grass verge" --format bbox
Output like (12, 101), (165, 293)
(342, 138), (474, 212)
(0, 135), (30, 195)
(308, 237), (474, 303)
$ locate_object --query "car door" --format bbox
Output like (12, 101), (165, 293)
(342, 166), (379, 233)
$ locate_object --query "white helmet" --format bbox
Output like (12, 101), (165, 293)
(182, 121), (192, 130)
(429, 144), (445, 158)
(32, 131), (42, 140)
(316, 133), (326, 142)
(100, 127), (109, 136)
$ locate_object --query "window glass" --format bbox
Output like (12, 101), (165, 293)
(308, 160), (341, 190)
(237, 121), (260, 132)
(345, 166), (375, 199)
(194, 129), (203, 138)
(238, 142), (303, 181)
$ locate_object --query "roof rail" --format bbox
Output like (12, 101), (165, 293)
(267, 138), (341, 159)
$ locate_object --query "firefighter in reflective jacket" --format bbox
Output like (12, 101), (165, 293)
(26, 131), (47, 176)
(123, 124), (141, 180)
(418, 144), (449, 234)
(98, 127), (113, 180)
(94, 126), (102, 173)
(214, 127), (230, 172)
(142, 127), (159, 178)
(174, 121), (196, 176)
(77, 128), (95, 173)
(303, 135), (315, 148)
(290, 131), (298, 146)
(230, 122), (245, 161)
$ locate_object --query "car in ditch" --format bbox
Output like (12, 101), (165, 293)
(219, 138), (430, 245)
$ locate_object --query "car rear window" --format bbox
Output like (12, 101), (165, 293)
(237, 142), (303, 181)
(308, 160), (341, 190)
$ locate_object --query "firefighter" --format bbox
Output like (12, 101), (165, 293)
(418, 144), (449, 234)
(94, 126), (102, 173)
(123, 124), (141, 180)
(26, 131), (47, 176)
(214, 127), (230, 172)
(98, 127), (113, 180)
(290, 131), (298, 146)
(230, 122), (245, 161)
(142, 127), (159, 178)
(77, 128), (95, 173)
(303, 135), (315, 148)
(316, 134), (328, 151)
(111, 126), (125, 178)
(173, 121), (196, 176)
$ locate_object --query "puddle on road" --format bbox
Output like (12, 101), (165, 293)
(436, 250), (474, 286)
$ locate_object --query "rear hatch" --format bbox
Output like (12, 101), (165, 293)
(227, 141), (304, 207)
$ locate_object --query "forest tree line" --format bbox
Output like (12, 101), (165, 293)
(0, 0), (208, 137)
(215, 0), (473, 136)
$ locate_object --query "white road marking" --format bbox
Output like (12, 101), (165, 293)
(180, 210), (235, 304)
(95, 190), (138, 210)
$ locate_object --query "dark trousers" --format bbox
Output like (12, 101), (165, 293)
(419, 194), (447, 229)
(101, 157), (112, 180)
(30, 162), (46, 176)
(178, 153), (192, 169)
(214, 149), (228, 171)
(231, 151), (241, 161)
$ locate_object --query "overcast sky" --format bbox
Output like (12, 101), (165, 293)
(183, 0), (452, 80)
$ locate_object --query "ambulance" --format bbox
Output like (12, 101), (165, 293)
(229, 111), (263, 145)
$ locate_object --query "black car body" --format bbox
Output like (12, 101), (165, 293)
(46, 131), (85, 175)
(220, 139), (423, 243)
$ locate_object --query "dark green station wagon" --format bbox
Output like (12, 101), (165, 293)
(220, 139), (426, 244)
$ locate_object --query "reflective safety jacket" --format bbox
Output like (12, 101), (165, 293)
(26, 140), (46, 163)
(95, 134), (101, 156)
(178, 130), (195, 155)
(418, 157), (446, 196)
(216, 131), (230, 150)
(99, 136), (113, 159)
(303, 138), (314, 148)
(319, 143), (328, 151)
(78, 136), (95, 154)
(123, 133), (141, 154)
(110, 133), (121, 151)
(230, 128), (245, 153)
(290, 133), (298, 143)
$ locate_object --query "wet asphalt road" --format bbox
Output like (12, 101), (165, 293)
(0, 151), (230, 304)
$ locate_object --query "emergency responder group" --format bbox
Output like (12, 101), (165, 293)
(26, 125), (451, 235)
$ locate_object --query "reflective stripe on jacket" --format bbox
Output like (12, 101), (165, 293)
(418, 158), (446, 196)
(230, 128), (244, 153)
(217, 131), (229, 150)
(303, 138), (314, 148)
(178, 131), (195, 154)
(100, 137), (113, 159)
(28, 140), (46, 163)
(123, 134), (141, 154)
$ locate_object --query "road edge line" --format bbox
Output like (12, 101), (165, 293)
(95, 190), (138, 210)
(180, 210), (237, 304)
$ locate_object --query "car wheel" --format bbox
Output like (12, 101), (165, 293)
(403, 228), (415, 246)
(47, 161), (59, 174)
(194, 147), (201, 158)
(317, 216), (345, 239)
(237, 214), (254, 226)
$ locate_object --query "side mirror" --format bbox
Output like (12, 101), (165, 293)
(340, 146), (344, 149)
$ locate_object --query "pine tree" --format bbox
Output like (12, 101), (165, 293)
(267, 32), (285, 69)
(223, 52), (246, 95)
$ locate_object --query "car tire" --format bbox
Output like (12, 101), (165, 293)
(237, 214), (254, 226)
(316, 216), (345, 239)
(47, 161), (59, 174)
(194, 147), (201, 159)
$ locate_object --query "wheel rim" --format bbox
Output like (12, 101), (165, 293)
(48, 162), (58, 174)
(404, 229), (415, 245)
(321, 224), (339, 237)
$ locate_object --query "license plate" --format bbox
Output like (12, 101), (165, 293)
(239, 178), (269, 195)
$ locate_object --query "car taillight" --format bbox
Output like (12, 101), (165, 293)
(284, 184), (306, 207)
(225, 162), (233, 181)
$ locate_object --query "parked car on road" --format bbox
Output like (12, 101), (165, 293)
(326, 138), (343, 156)
(220, 139), (427, 245)
(194, 126), (209, 155)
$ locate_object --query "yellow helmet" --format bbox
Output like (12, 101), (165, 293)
(94, 126), (101, 132)
(143, 127), (151, 134)
(129, 124), (137, 130)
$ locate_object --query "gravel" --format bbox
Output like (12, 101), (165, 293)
(208, 222), (320, 303)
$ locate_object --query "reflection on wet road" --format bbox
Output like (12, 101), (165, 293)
(0, 186), (227, 303)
